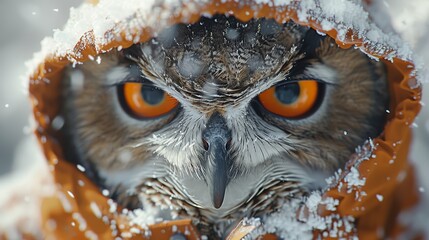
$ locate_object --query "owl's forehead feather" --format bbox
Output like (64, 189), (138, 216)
(126, 16), (311, 91)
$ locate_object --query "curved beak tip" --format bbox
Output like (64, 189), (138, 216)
(211, 169), (227, 209)
(213, 192), (225, 209)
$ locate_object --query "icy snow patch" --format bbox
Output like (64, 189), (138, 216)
(119, 205), (160, 237)
(244, 141), (373, 239)
(344, 167), (366, 193)
(246, 196), (355, 239)
(27, 0), (418, 79)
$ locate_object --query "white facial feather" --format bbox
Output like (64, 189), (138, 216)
(304, 63), (337, 85)
(142, 111), (207, 174)
(63, 17), (388, 233)
(228, 108), (296, 168)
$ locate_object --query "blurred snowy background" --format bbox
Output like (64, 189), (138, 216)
(0, 0), (80, 175)
(0, 0), (428, 189)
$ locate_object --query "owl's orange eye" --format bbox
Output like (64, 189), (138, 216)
(258, 80), (319, 118)
(121, 82), (178, 118)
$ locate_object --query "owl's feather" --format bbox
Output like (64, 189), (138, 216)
(61, 15), (388, 237)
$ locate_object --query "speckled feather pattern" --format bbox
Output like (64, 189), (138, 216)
(61, 16), (388, 237)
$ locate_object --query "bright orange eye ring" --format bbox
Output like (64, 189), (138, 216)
(258, 80), (319, 118)
(122, 82), (178, 118)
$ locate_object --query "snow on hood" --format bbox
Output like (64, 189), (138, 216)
(27, 0), (417, 74)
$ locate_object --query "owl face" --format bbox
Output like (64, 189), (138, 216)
(62, 15), (388, 221)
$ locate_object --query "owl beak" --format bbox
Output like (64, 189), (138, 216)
(202, 112), (232, 209)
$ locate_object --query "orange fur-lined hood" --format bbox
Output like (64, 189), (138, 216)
(20, 0), (424, 239)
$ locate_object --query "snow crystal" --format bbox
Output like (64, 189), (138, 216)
(397, 170), (407, 182)
(118, 149), (133, 163)
(90, 202), (102, 218)
(129, 227), (141, 234)
(70, 69), (85, 91)
(72, 212), (88, 231)
(226, 28), (240, 40)
(57, 192), (72, 213)
(126, 207), (158, 230)
(84, 230), (99, 240)
(121, 232), (132, 238)
(67, 190), (75, 199)
(321, 197), (339, 212)
(102, 189), (110, 197)
(51, 116), (65, 130)
(108, 199), (117, 213)
(177, 52), (205, 79)
(306, 192), (322, 212)
(376, 194), (384, 202)
(408, 77), (421, 89)
(76, 164), (86, 172)
(344, 167), (366, 192)
(78, 180), (85, 186)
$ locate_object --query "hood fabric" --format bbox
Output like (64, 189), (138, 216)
(23, 0), (423, 239)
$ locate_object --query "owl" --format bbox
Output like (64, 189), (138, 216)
(61, 15), (388, 237)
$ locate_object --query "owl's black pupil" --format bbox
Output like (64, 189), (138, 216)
(275, 83), (300, 104)
(141, 86), (165, 105)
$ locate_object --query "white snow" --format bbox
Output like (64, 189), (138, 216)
(90, 202), (103, 219)
(67, 190), (75, 199)
(102, 189), (110, 197)
(344, 167), (366, 193)
(125, 206), (159, 235)
(51, 116), (65, 130)
(84, 230), (99, 240)
(57, 192), (73, 213)
(26, 0), (418, 79)
(243, 140), (375, 238)
(72, 212), (88, 231)
(70, 69), (85, 90)
(77, 164), (86, 172)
